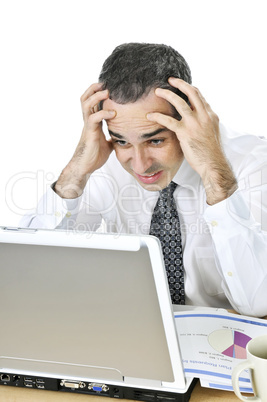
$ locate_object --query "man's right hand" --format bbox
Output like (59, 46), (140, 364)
(55, 83), (116, 199)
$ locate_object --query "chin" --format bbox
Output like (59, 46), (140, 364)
(136, 178), (170, 192)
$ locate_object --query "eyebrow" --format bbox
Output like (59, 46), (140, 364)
(109, 128), (167, 140)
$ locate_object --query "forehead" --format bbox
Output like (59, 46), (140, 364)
(102, 90), (174, 134)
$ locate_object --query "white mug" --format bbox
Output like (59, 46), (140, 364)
(232, 334), (267, 401)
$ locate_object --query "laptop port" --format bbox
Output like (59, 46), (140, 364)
(24, 377), (33, 387)
(12, 375), (21, 383)
(88, 383), (109, 392)
(60, 380), (86, 389)
(0, 374), (10, 382)
(24, 381), (33, 388)
(36, 379), (45, 389)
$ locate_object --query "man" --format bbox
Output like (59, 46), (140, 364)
(21, 43), (267, 317)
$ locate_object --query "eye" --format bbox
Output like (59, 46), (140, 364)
(114, 139), (128, 146)
(149, 139), (165, 145)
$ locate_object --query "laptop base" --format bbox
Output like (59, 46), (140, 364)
(0, 372), (197, 401)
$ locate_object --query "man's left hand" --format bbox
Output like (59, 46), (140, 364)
(147, 77), (238, 205)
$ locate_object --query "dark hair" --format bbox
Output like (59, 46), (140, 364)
(99, 43), (192, 104)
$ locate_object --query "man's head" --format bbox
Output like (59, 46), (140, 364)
(100, 43), (192, 191)
(99, 42), (192, 105)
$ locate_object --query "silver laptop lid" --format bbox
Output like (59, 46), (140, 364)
(0, 227), (185, 389)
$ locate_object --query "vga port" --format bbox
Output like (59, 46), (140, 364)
(88, 382), (109, 392)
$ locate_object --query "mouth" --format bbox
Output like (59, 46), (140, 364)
(135, 171), (163, 184)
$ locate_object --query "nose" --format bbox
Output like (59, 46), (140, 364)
(130, 148), (152, 175)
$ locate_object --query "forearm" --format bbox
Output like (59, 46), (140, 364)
(202, 156), (238, 205)
(54, 162), (90, 199)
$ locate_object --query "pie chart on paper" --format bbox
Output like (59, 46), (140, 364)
(208, 329), (251, 359)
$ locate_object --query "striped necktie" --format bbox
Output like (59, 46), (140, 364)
(149, 181), (185, 304)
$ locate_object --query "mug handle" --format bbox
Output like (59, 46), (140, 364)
(232, 361), (260, 401)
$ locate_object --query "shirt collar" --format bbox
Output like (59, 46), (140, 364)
(172, 158), (202, 189)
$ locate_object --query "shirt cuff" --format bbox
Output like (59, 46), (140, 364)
(36, 183), (83, 228)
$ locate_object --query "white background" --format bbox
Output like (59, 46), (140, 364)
(1, 0), (266, 226)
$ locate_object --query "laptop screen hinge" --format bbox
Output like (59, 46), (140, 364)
(2, 227), (37, 234)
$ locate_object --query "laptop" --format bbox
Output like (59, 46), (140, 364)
(0, 226), (196, 401)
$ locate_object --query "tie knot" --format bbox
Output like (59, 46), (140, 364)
(160, 181), (177, 199)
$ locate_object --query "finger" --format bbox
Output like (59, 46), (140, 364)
(146, 112), (181, 135)
(198, 93), (217, 120)
(195, 88), (212, 113)
(155, 87), (192, 118)
(168, 78), (207, 115)
(88, 109), (116, 128)
(176, 80), (219, 124)
(82, 89), (109, 120)
(195, 91), (219, 126)
(82, 89), (109, 109)
(80, 82), (103, 103)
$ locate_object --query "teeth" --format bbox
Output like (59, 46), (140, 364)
(136, 172), (159, 178)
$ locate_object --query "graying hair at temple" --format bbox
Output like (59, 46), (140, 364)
(99, 43), (192, 105)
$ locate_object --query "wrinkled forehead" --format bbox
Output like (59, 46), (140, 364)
(102, 89), (174, 133)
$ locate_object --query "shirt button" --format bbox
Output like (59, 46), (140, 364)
(54, 211), (61, 217)
(227, 271), (233, 277)
(66, 212), (71, 218)
(211, 220), (218, 227)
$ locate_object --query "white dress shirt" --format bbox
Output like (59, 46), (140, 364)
(20, 124), (267, 317)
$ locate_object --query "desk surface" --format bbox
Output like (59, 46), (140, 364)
(0, 380), (244, 401)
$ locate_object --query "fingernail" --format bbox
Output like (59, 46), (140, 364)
(108, 110), (116, 116)
(146, 113), (153, 120)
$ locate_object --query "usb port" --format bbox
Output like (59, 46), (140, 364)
(36, 378), (45, 389)
(24, 377), (33, 388)
(24, 382), (33, 388)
